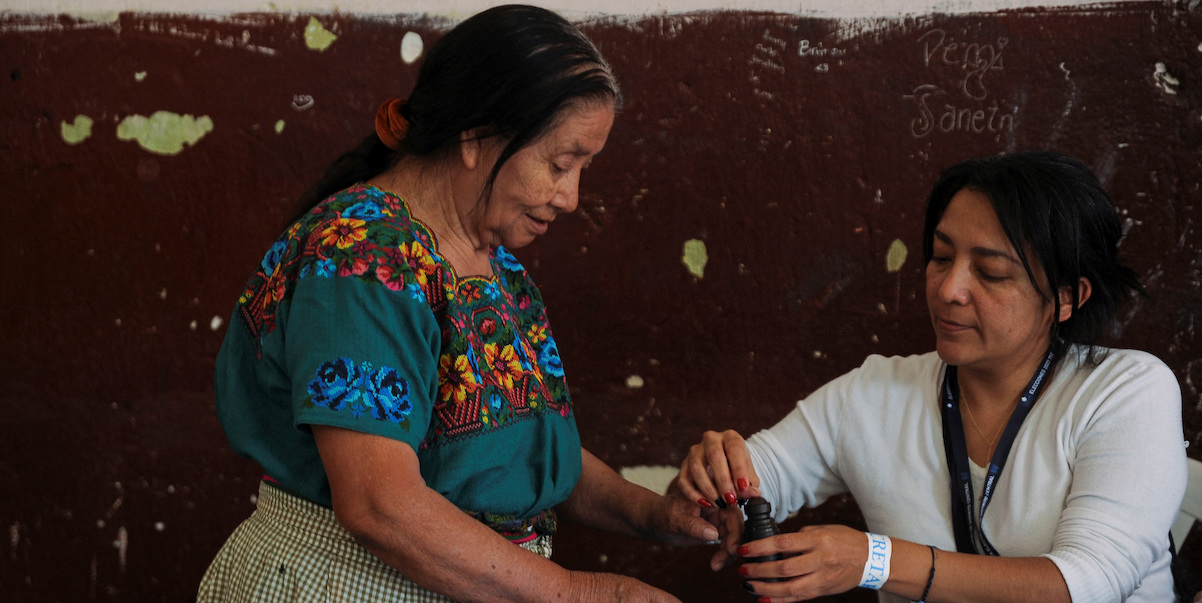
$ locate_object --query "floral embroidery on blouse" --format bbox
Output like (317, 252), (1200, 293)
(306, 358), (413, 426)
(235, 184), (572, 446)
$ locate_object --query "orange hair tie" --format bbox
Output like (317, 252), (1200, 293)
(374, 97), (409, 150)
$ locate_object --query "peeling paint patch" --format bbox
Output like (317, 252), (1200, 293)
(304, 17), (337, 51)
(886, 239), (908, 272)
(401, 31), (423, 64)
(113, 526), (128, 574)
(620, 465), (678, 495)
(274, 120), (286, 134)
(682, 239), (708, 278)
(134, 71), (147, 82)
(61, 115), (94, 145)
(116, 111), (213, 155)
(625, 375), (645, 389)
(210, 315), (224, 331)
(1153, 62), (1179, 95)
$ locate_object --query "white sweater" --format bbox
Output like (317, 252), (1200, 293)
(747, 347), (1186, 603)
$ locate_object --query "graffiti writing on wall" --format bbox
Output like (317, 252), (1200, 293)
(903, 28), (1018, 138)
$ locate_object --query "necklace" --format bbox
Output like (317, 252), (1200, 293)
(962, 397), (1013, 460)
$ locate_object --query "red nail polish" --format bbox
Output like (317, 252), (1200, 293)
(738, 478), (749, 492)
(737, 565), (750, 576)
(724, 492), (738, 506)
(697, 498), (713, 508)
(758, 597), (772, 603)
(737, 545), (751, 556)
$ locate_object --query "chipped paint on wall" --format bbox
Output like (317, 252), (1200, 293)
(401, 31), (423, 64)
(1153, 62), (1180, 95)
(60, 114), (93, 145)
(682, 239), (708, 279)
(619, 465), (678, 495)
(303, 16), (337, 51)
(886, 239), (908, 272)
(274, 119), (285, 134)
(115, 111), (213, 155)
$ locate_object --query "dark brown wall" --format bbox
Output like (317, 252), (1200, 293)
(2, 4), (1199, 601)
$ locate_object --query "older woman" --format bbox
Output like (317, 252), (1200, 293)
(677, 151), (1186, 603)
(199, 6), (716, 602)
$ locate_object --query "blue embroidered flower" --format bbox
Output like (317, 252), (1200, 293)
(299, 263), (312, 278)
(407, 283), (426, 303)
(513, 336), (533, 371)
(307, 358), (362, 411)
(307, 358), (412, 426)
(539, 338), (564, 378)
(261, 240), (289, 273)
(362, 366), (413, 423)
(342, 201), (385, 221)
(315, 258), (336, 277)
(494, 247), (524, 273)
(465, 345), (480, 374)
(483, 280), (502, 300)
(489, 393), (504, 412)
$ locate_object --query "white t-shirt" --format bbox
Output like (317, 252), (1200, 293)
(747, 346), (1186, 603)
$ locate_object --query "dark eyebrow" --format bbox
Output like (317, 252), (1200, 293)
(933, 229), (1021, 265)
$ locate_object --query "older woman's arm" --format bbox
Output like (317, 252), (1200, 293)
(556, 448), (719, 545)
(314, 426), (682, 603)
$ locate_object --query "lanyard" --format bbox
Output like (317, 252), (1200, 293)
(939, 344), (1059, 555)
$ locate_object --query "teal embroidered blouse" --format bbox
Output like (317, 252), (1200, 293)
(215, 184), (582, 521)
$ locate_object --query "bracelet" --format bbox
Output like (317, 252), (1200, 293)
(918, 545), (936, 602)
(858, 532), (892, 590)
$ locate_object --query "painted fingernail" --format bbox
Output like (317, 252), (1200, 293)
(742, 582), (756, 593)
(697, 498), (714, 508)
(759, 598), (772, 603)
(724, 492), (738, 506)
(737, 565), (750, 576)
(737, 545), (751, 556)
(738, 478), (749, 491)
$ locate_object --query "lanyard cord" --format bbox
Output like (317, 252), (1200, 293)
(939, 343), (1060, 555)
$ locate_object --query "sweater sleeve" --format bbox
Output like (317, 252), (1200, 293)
(1044, 351), (1186, 602)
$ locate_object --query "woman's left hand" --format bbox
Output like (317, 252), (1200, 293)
(737, 524), (869, 602)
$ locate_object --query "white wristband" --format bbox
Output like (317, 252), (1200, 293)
(858, 532), (892, 590)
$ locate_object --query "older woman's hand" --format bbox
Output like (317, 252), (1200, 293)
(569, 570), (683, 603)
(676, 430), (761, 510)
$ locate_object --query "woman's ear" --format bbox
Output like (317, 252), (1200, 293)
(1057, 277), (1093, 323)
(459, 129), (482, 170)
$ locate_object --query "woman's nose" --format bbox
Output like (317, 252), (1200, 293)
(937, 263), (971, 304)
(550, 177), (580, 213)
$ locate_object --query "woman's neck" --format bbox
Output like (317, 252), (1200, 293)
(371, 161), (494, 276)
(957, 343), (1053, 412)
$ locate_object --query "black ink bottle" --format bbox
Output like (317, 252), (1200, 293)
(741, 496), (785, 583)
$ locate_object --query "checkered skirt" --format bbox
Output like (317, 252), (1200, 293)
(197, 481), (553, 602)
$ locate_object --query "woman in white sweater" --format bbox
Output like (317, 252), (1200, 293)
(677, 151), (1186, 603)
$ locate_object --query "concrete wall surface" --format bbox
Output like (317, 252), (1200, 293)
(1, 2), (1200, 601)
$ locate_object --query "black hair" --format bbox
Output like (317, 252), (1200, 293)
(922, 151), (1146, 361)
(289, 4), (622, 224)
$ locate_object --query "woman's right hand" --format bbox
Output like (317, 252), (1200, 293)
(676, 430), (761, 510)
(569, 570), (682, 603)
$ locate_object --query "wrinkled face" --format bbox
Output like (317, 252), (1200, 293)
(925, 188), (1057, 376)
(479, 102), (615, 249)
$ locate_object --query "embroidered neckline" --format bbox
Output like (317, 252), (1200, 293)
(359, 183), (502, 288)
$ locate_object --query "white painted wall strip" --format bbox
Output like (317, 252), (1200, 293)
(0, 0), (1153, 19)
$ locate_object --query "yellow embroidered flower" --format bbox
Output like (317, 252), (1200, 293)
(483, 342), (523, 392)
(400, 242), (439, 287)
(526, 323), (548, 343)
(438, 353), (478, 403)
(320, 217), (367, 249)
